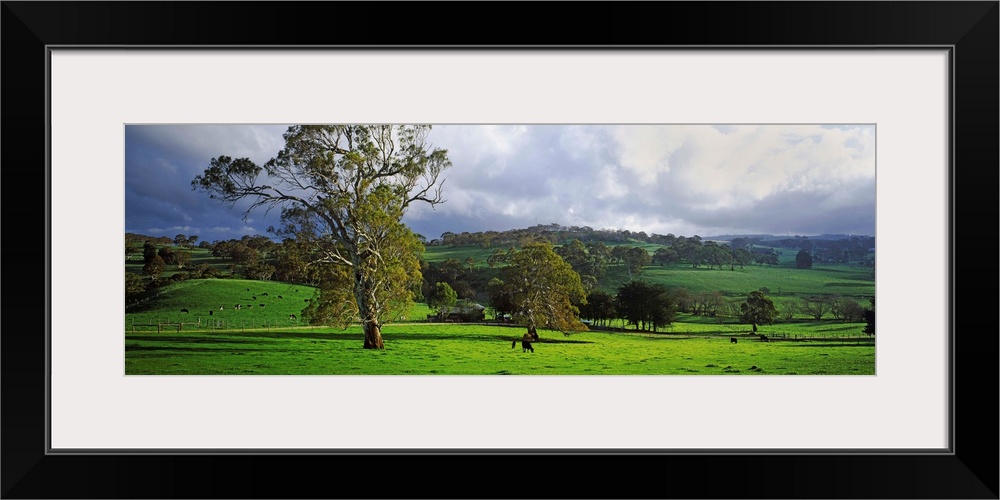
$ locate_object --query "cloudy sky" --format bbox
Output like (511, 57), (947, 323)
(124, 124), (875, 243)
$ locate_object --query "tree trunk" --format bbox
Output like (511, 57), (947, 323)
(363, 321), (384, 349)
(354, 274), (385, 349)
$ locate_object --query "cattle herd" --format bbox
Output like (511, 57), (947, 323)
(176, 289), (298, 321)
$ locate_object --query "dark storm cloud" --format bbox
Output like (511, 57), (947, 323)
(125, 124), (876, 244)
(124, 125), (288, 242)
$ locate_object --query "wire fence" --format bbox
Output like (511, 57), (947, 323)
(126, 316), (302, 333)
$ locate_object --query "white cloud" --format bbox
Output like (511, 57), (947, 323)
(127, 124), (876, 242)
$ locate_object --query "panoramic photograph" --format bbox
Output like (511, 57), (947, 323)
(124, 124), (876, 375)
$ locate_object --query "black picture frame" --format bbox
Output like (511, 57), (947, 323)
(3, 2), (997, 498)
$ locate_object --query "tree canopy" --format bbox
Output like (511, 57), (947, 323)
(489, 242), (588, 334)
(863, 297), (875, 336)
(192, 125), (451, 349)
(428, 282), (458, 315)
(795, 249), (814, 269)
(615, 280), (677, 332)
(739, 289), (777, 333)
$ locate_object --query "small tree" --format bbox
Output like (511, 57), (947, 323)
(125, 272), (147, 299)
(428, 282), (458, 317)
(739, 290), (776, 333)
(801, 296), (832, 320)
(142, 254), (165, 278)
(795, 250), (813, 269)
(780, 301), (799, 320)
(615, 281), (677, 332)
(158, 246), (177, 266)
(174, 248), (192, 269)
(863, 297), (875, 336)
(579, 290), (616, 328)
(623, 246), (652, 280)
(486, 277), (515, 321)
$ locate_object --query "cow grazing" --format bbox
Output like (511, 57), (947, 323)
(289, 314), (296, 320)
(219, 306), (224, 310)
(520, 332), (536, 353)
(209, 310), (214, 316)
(252, 296), (257, 300)
(730, 337), (738, 344)
(277, 295), (283, 299)
(261, 293), (269, 297)
(259, 304), (265, 308)
(760, 335), (769, 342)
(180, 308), (189, 313)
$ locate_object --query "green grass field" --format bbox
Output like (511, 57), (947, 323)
(426, 244), (874, 317)
(125, 323), (874, 375)
(126, 242), (874, 375)
(125, 280), (874, 375)
(126, 279), (320, 330)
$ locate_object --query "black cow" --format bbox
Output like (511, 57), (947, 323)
(209, 310), (214, 316)
(760, 335), (769, 342)
(261, 293), (269, 297)
(730, 337), (737, 344)
(520, 331), (537, 353)
(278, 295), (283, 299)
(259, 304), (265, 308)
(511, 335), (535, 353)
(180, 308), (189, 313)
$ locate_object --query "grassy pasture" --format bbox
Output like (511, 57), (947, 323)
(126, 279), (319, 331)
(422, 244), (498, 265)
(126, 247), (236, 278)
(616, 263), (875, 299)
(125, 323), (874, 375)
(124, 245), (874, 375)
(425, 243), (874, 307)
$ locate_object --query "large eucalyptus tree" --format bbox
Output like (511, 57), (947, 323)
(193, 125), (451, 349)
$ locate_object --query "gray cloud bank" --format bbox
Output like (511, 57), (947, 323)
(125, 124), (875, 243)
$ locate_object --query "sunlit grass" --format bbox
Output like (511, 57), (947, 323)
(125, 323), (874, 375)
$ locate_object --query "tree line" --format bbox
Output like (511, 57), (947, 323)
(429, 225), (874, 266)
(579, 285), (874, 335)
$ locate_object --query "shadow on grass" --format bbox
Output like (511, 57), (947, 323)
(779, 343), (875, 348)
(126, 336), (263, 344)
(128, 331), (595, 344)
(125, 345), (273, 354)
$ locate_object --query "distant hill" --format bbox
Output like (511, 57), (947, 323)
(429, 223), (874, 248)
